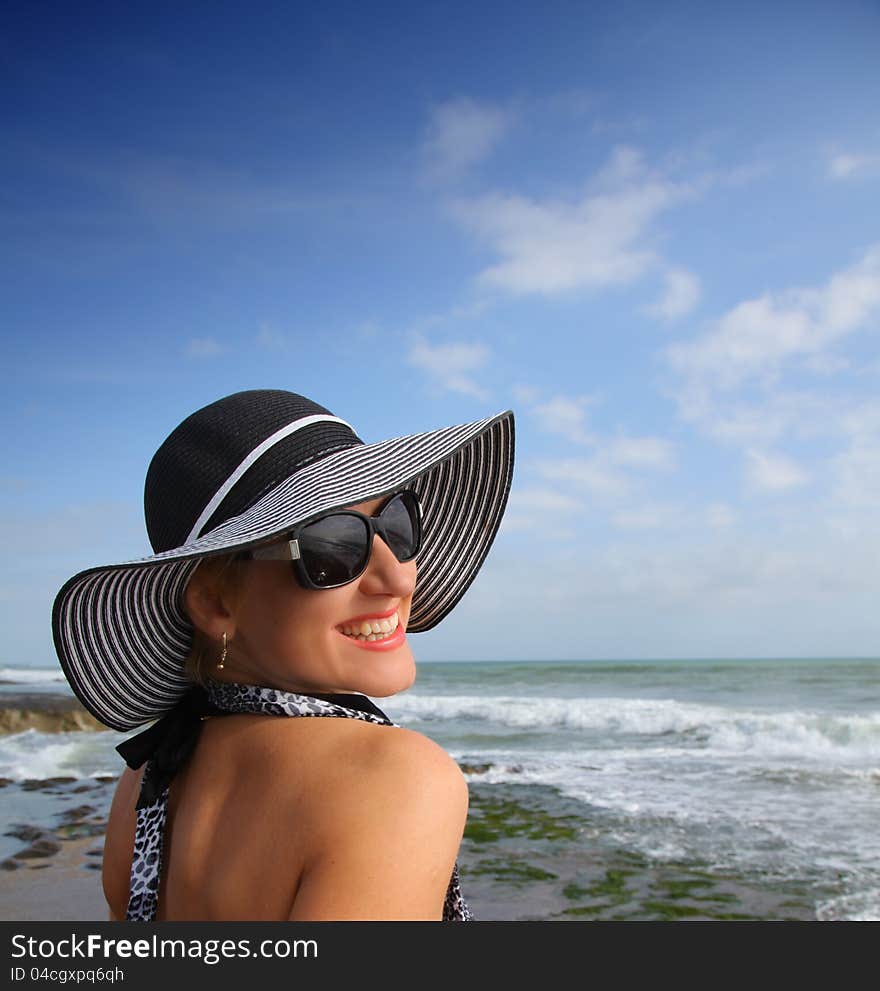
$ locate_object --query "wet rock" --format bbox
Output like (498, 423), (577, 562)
(1, 859), (20, 871)
(14, 838), (62, 859)
(0, 778), (13, 788)
(60, 805), (96, 822)
(0, 695), (105, 734)
(21, 776), (77, 791)
(4, 824), (47, 842)
(57, 822), (105, 840)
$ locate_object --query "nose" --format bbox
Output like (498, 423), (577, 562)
(357, 533), (416, 598)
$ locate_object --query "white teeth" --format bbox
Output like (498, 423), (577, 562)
(340, 612), (399, 640)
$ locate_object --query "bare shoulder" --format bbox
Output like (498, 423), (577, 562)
(287, 724), (469, 920)
(239, 714), (466, 801)
(307, 722), (468, 819)
(102, 764), (145, 920)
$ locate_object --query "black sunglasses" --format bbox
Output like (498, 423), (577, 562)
(246, 489), (422, 590)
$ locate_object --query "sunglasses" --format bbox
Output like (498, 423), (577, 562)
(246, 489), (422, 590)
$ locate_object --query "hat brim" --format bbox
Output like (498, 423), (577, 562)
(53, 410), (515, 730)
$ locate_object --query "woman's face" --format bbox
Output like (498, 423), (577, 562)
(208, 494), (418, 698)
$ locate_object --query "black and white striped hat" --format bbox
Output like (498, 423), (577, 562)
(52, 390), (515, 731)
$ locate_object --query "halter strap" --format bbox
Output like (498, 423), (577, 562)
(120, 681), (472, 922)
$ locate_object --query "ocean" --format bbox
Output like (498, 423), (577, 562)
(1, 658), (878, 921)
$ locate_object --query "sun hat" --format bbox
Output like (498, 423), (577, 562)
(52, 389), (515, 731)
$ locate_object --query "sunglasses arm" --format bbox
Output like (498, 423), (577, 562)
(248, 538), (301, 562)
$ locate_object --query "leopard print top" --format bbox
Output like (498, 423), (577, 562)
(124, 680), (472, 921)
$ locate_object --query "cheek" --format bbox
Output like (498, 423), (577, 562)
(260, 588), (339, 646)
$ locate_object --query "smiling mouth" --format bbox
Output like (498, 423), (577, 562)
(338, 612), (400, 642)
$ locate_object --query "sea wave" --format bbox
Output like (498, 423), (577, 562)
(0, 728), (122, 781)
(386, 693), (880, 760)
(0, 705), (105, 735)
(815, 888), (880, 922)
(0, 667), (66, 685)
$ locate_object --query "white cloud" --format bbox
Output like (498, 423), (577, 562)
(186, 337), (225, 358)
(745, 449), (809, 492)
(522, 390), (674, 466)
(452, 145), (694, 295)
(676, 389), (838, 447)
(256, 324), (288, 350)
(511, 383), (541, 404)
(839, 398), (880, 438)
(831, 440), (880, 512)
(498, 486), (583, 538)
(829, 153), (880, 179)
(801, 353), (850, 375)
(706, 503), (736, 528)
(535, 456), (632, 500)
(519, 391), (676, 511)
(508, 487), (584, 513)
(407, 335), (491, 399)
(610, 503), (680, 530)
(828, 404), (880, 514)
(421, 97), (513, 183)
(668, 244), (880, 391)
(607, 436), (675, 470)
(644, 267), (701, 321)
(531, 395), (596, 445)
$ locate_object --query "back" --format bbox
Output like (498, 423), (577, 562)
(103, 712), (469, 920)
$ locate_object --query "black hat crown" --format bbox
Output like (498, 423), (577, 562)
(145, 390), (363, 553)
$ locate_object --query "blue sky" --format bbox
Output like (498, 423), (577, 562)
(3, 0), (880, 665)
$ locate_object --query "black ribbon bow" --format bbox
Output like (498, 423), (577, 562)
(115, 685), (220, 809)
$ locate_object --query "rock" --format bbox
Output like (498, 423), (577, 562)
(459, 762), (494, 775)
(14, 838), (62, 859)
(57, 822), (105, 840)
(21, 777), (77, 791)
(4, 824), (47, 842)
(0, 694), (106, 734)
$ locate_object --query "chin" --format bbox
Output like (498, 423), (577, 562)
(358, 649), (417, 699)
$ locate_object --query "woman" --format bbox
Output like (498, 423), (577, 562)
(52, 389), (515, 921)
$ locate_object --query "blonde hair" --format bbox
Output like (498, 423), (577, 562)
(182, 553), (248, 685)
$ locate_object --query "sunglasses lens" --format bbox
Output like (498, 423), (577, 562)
(295, 492), (421, 588)
(298, 514), (370, 587)
(381, 492), (420, 561)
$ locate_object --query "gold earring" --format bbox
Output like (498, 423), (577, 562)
(217, 631), (227, 671)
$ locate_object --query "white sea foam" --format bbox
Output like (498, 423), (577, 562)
(815, 889), (880, 922)
(0, 728), (122, 780)
(387, 693), (880, 761)
(0, 666), (66, 685)
(449, 737), (880, 904)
